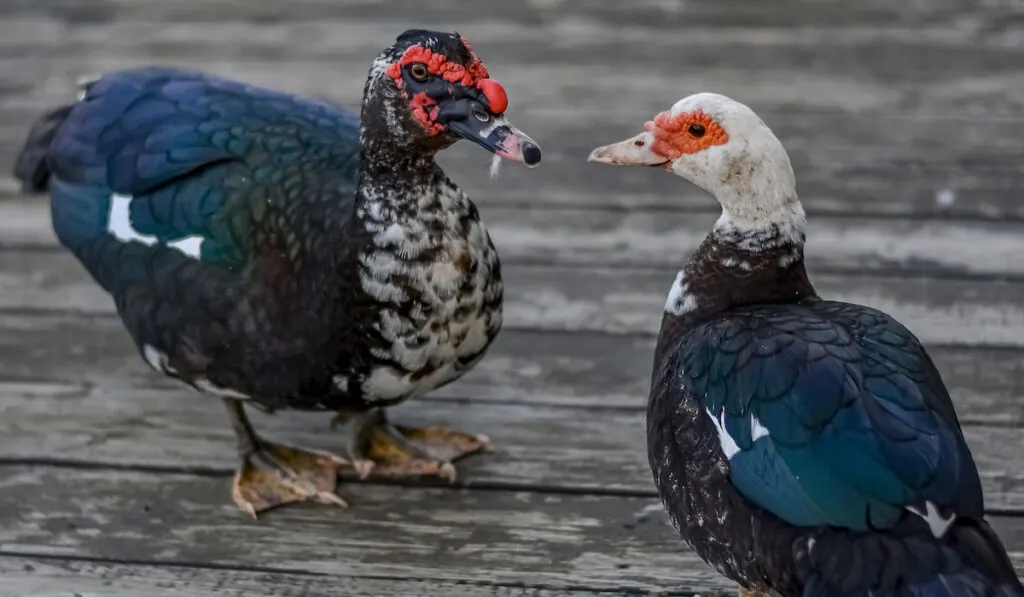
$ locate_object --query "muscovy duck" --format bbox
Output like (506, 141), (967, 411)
(13, 30), (542, 517)
(588, 93), (1023, 597)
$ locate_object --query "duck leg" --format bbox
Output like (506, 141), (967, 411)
(225, 398), (349, 518)
(341, 408), (489, 481)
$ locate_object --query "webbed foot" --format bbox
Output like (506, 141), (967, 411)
(232, 438), (349, 518)
(224, 398), (351, 518)
(345, 408), (490, 481)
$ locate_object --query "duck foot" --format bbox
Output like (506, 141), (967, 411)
(345, 408), (490, 481)
(232, 439), (350, 518)
(224, 398), (349, 518)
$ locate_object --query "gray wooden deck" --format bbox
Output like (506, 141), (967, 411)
(1, 1), (1024, 595)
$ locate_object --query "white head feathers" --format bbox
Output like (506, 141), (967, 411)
(589, 92), (805, 244)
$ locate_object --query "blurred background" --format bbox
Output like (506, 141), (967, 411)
(0, 0), (1022, 595)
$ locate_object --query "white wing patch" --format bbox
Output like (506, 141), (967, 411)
(706, 407), (741, 459)
(108, 194), (205, 260)
(750, 414), (770, 442)
(906, 501), (956, 538)
(705, 407), (771, 460)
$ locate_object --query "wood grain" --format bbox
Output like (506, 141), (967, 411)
(3, 199), (1024, 281)
(0, 332), (1022, 508)
(3, 0), (1022, 29)
(4, 16), (1024, 83)
(5, 47), (1024, 120)
(0, 465), (738, 593)
(3, 245), (1024, 346)
(5, 106), (1024, 220)
(0, 466), (1020, 593)
(0, 307), (1021, 424)
(4, 13), (1024, 222)
(0, 555), (626, 597)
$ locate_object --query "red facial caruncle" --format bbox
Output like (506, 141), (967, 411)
(644, 109), (729, 159)
(385, 42), (510, 136)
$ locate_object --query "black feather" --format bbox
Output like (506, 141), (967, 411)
(12, 104), (74, 193)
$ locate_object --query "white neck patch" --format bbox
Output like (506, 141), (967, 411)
(664, 270), (698, 316)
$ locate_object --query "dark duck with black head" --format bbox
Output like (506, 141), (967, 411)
(13, 29), (542, 518)
(589, 93), (1024, 597)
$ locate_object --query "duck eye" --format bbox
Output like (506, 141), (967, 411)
(688, 123), (706, 138)
(409, 63), (429, 81)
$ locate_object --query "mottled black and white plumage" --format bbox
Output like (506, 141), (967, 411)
(14, 29), (542, 515)
(590, 93), (1023, 597)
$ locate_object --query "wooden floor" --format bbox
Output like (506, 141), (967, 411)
(2, 1), (1024, 595)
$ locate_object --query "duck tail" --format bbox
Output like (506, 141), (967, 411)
(12, 104), (74, 193)
(12, 73), (100, 193)
(803, 520), (1023, 597)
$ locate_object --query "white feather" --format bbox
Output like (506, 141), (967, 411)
(489, 154), (502, 180)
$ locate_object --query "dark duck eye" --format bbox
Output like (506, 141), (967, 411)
(409, 63), (429, 81)
(472, 107), (490, 123)
(688, 123), (706, 138)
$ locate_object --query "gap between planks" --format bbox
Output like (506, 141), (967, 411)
(6, 49), (1024, 118)
(0, 361), (1022, 509)
(2, 249), (1024, 346)
(2, 0), (1020, 29)
(0, 308), (1021, 423)
(0, 465), (1020, 594)
(2, 199), (1024, 282)
(0, 465), (735, 594)
(0, 554), (666, 597)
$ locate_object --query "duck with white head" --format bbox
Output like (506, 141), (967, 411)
(590, 93), (1024, 597)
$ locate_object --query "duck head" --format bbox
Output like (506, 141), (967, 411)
(362, 29), (541, 167)
(588, 93), (803, 234)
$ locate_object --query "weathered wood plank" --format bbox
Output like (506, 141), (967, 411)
(0, 308), (1021, 424)
(6, 46), (1024, 119)
(3, 199), (1024, 280)
(4, 245), (1024, 347)
(2, 0), (1020, 31)
(0, 466), (736, 593)
(4, 0), (1024, 118)
(0, 556), (619, 597)
(3, 245), (1024, 348)
(0, 466), (1020, 593)
(0, 359), (1022, 508)
(4, 16), (1024, 76)
(5, 104), (1024, 219)
(502, 264), (1024, 339)
(4, 13), (1024, 220)
(489, 211), (1024, 279)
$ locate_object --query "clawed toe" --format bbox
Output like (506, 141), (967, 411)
(345, 409), (489, 481)
(232, 439), (350, 518)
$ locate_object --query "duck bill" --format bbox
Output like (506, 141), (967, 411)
(448, 115), (542, 168)
(588, 132), (669, 167)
